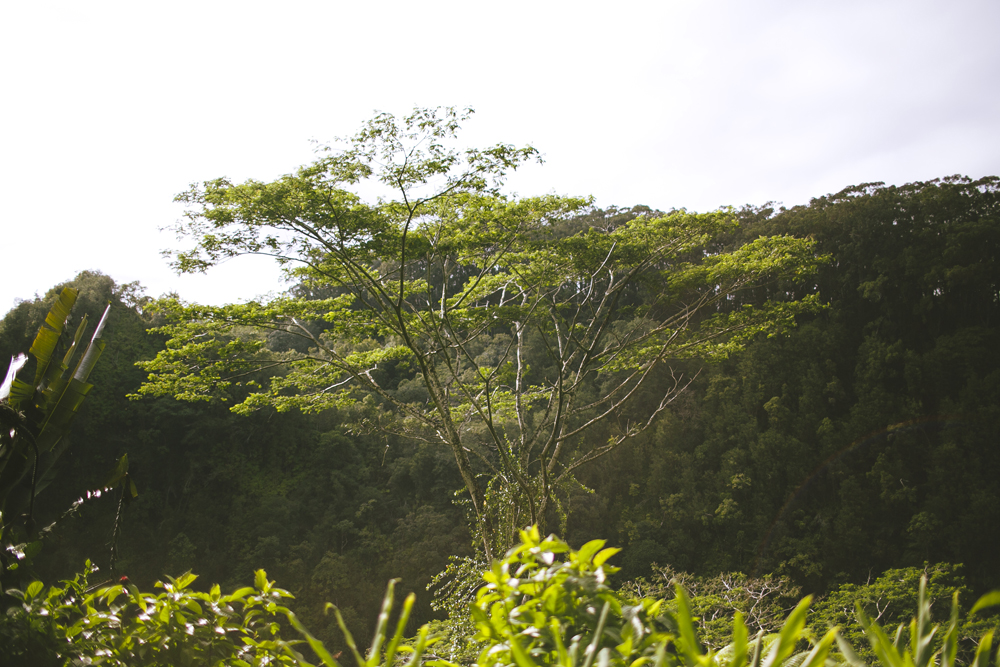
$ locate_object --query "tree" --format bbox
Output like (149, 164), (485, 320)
(135, 107), (822, 559)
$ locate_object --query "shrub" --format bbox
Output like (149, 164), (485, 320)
(0, 563), (302, 665)
(1, 530), (997, 667)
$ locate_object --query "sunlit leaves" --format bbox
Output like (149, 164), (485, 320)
(140, 106), (825, 555)
(0, 564), (302, 665)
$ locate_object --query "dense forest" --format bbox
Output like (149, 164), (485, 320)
(1, 173), (997, 650)
(0, 111), (997, 664)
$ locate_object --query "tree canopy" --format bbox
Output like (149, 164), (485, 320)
(135, 107), (822, 557)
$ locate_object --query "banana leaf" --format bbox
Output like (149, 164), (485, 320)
(27, 287), (78, 389)
(0, 294), (111, 522)
(35, 378), (94, 454)
(33, 305), (108, 451)
(0, 354), (27, 401)
(61, 314), (89, 370)
(71, 304), (110, 383)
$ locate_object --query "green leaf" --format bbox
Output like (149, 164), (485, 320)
(550, 617), (571, 667)
(971, 592), (1000, 616)
(798, 627), (838, 667)
(404, 624), (431, 667)
(60, 313), (89, 370)
(762, 596), (810, 667)
(35, 377), (94, 453)
(577, 539), (606, 565)
(8, 377), (33, 406)
(582, 601), (611, 667)
(834, 630), (868, 667)
(104, 586), (122, 605)
(70, 304), (110, 383)
(510, 632), (543, 667)
(104, 454), (130, 489)
(174, 571), (198, 589)
(971, 632), (994, 667)
(367, 578), (398, 666)
(227, 586), (256, 601)
(284, 608), (343, 667)
(593, 547), (621, 568)
(673, 585), (702, 664)
(26, 580), (43, 598)
(331, 603), (367, 667)
(29, 287), (78, 387)
(728, 612), (748, 667)
(383, 591), (416, 667)
(0, 354), (27, 402)
(939, 592), (959, 667)
(749, 632), (765, 667)
(857, 608), (904, 667)
(23, 541), (42, 561)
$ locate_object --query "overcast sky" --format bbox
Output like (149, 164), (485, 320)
(2, 0), (998, 316)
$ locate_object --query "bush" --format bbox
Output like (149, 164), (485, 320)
(1, 530), (997, 667)
(0, 563), (303, 665)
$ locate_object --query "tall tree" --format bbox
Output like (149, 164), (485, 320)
(136, 107), (822, 558)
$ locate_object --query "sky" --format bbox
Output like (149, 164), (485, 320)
(2, 0), (998, 316)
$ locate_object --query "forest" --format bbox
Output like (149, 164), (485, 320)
(0, 109), (998, 665)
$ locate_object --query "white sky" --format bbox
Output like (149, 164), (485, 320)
(2, 0), (998, 316)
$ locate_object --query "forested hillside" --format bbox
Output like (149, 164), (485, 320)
(566, 177), (1000, 592)
(2, 174), (997, 652)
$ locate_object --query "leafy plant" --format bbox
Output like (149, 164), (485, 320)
(0, 563), (305, 665)
(461, 526), (844, 667)
(844, 576), (1000, 667)
(1, 528), (998, 667)
(452, 529), (1000, 667)
(469, 525), (668, 667)
(0, 287), (128, 587)
(0, 564), (449, 667)
(808, 564), (981, 663)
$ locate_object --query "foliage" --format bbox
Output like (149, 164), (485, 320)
(0, 563), (303, 665)
(1, 529), (998, 667)
(622, 566), (801, 650)
(450, 529), (1000, 667)
(0, 287), (112, 521)
(0, 283), (134, 593)
(0, 564), (442, 667)
(426, 529), (822, 667)
(571, 177), (1000, 593)
(0, 273), (467, 646)
(469, 525), (672, 667)
(6, 172), (1000, 653)
(809, 564), (997, 664)
(428, 553), (491, 663)
(459, 528), (832, 667)
(622, 562), (999, 663)
(844, 575), (1000, 667)
(135, 106), (823, 559)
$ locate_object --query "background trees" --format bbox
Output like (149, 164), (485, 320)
(568, 176), (1000, 593)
